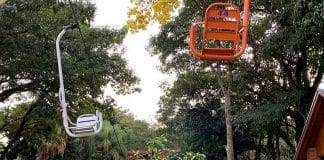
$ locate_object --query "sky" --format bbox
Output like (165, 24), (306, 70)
(91, 0), (172, 123)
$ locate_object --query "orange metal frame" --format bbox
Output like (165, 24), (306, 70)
(190, 0), (250, 61)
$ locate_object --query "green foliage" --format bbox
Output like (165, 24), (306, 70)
(157, 71), (229, 159)
(0, 0), (139, 159)
(147, 135), (167, 158)
(118, 111), (154, 150)
(130, 135), (206, 160)
(182, 152), (206, 160)
(88, 121), (126, 160)
(82, 108), (154, 160)
(150, 0), (323, 159)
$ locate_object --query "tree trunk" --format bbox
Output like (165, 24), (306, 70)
(255, 135), (263, 160)
(224, 91), (234, 160)
(215, 64), (234, 160)
(275, 132), (281, 160)
(267, 131), (276, 160)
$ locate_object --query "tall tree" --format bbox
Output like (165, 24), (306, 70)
(248, 0), (324, 142)
(148, 0), (323, 159)
(157, 71), (224, 159)
(215, 64), (234, 160)
(0, 0), (139, 159)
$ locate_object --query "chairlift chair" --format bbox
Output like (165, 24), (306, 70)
(56, 24), (103, 137)
(190, 0), (250, 61)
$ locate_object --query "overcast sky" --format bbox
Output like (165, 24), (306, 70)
(91, 0), (172, 123)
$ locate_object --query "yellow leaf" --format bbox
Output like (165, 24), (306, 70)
(127, 0), (181, 32)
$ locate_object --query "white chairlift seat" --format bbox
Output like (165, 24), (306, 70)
(61, 110), (103, 137)
(56, 24), (103, 137)
(77, 114), (98, 128)
(68, 111), (103, 136)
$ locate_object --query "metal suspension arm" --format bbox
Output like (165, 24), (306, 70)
(56, 24), (79, 117)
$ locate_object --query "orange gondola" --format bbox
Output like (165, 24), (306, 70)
(190, 0), (250, 61)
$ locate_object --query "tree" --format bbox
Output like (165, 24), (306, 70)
(117, 109), (154, 151)
(148, 0), (323, 159)
(216, 64), (234, 160)
(0, 0), (139, 159)
(248, 0), (323, 142)
(76, 108), (154, 160)
(158, 71), (222, 157)
(148, 1), (244, 159)
(156, 71), (256, 159)
(88, 121), (126, 160)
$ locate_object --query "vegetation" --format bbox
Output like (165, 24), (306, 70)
(0, 0), (323, 160)
(83, 108), (154, 160)
(149, 0), (323, 159)
(0, 0), (139, 159)
(127, 0), (180, 32)
(129, 135), (206, 160)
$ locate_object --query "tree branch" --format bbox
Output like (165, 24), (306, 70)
(0, 103), (38, 160)
(0, 81), (36, 102)
(310, 49), (324, 93)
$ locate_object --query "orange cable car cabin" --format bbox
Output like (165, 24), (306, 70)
(190, 0), (250, 61)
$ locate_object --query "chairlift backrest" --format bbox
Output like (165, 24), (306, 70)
(189, 0), (250, 61)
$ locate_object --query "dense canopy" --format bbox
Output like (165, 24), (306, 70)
(0, 0), (323, 159)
